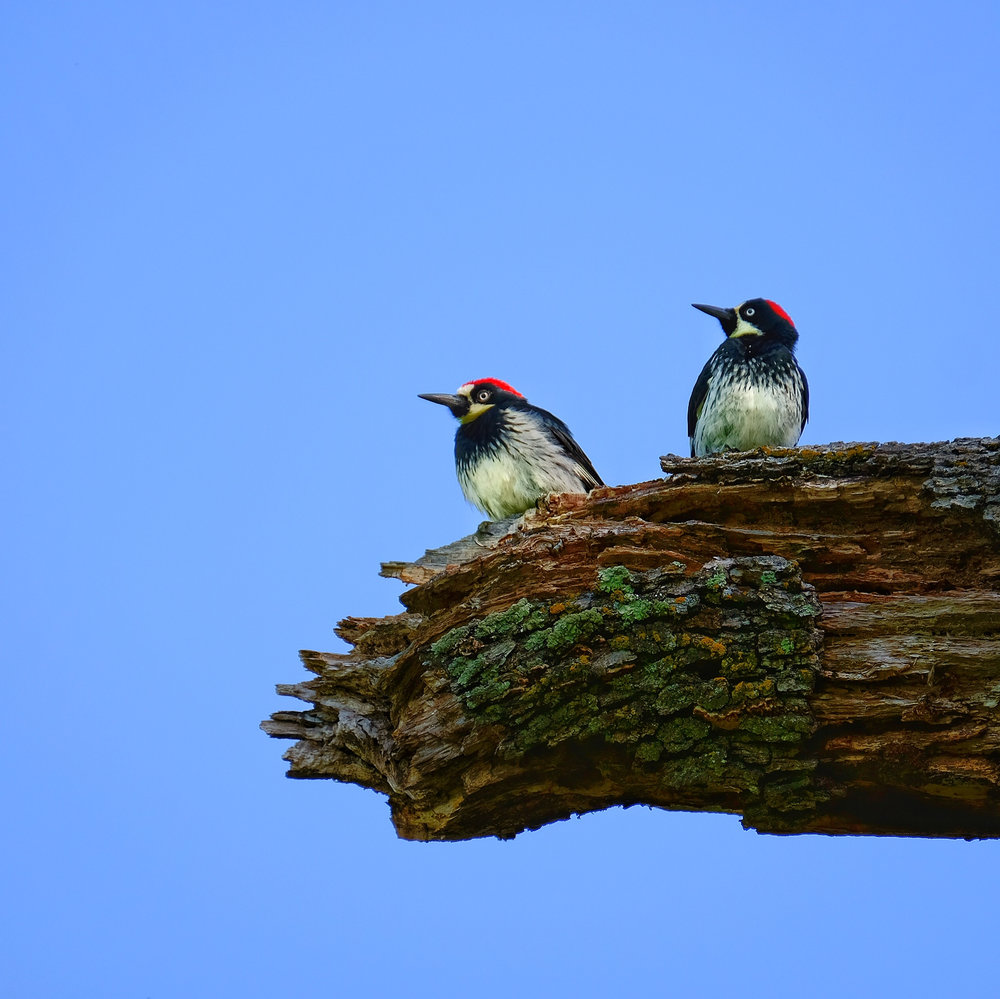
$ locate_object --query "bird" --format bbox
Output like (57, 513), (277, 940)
(419, 378), (604, 519)
(687, 298), (809, 457)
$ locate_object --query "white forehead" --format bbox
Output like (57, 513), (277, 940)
(457, 382), (475, 396)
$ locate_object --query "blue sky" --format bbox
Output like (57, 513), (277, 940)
(4, 2), (998, 996)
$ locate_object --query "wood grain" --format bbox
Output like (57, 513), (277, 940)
(263, 439), (1000, 840)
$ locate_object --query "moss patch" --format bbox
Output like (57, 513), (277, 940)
(427, 556), (826, 816)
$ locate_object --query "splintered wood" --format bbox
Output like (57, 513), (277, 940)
(263, 439), (1000, 840)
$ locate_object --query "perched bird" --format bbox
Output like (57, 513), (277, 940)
(687, 298), (809, 457)
(419, 378), (603, 519)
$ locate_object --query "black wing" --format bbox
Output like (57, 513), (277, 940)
(687, 359), (714, 456)
(799, 363), (809, 432)
(548, 420), (604, 489)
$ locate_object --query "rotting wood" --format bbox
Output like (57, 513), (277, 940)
(262, 439), (1000, 840)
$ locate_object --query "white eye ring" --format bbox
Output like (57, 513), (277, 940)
(745, 307), (755, 317)
(478, 390), (490, 402)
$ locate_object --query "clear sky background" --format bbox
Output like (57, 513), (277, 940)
(4, 2), (999, 996)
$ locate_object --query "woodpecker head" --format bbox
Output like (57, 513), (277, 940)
(692, 298), (798, 347)
(419, 378), (524, 424)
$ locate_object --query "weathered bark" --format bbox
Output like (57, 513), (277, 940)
(263, 439), (1000, 841)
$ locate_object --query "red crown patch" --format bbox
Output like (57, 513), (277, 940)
(464, 378), (523, 397)
(765, 301), (794, 327)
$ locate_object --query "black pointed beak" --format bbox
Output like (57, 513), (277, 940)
(692, 303), (735, 323)
(418, 392), (470, 418)
(692, 303), (738, 335)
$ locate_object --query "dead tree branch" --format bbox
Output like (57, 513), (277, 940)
(263, 439), (1000, 840)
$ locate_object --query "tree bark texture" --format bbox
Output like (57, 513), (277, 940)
(262, 439), (1000, 841)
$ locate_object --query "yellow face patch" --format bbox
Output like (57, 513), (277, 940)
(456, 382), (500, 423)
(729, 308), (763, 338)
(729, 302), (763, 336)
(459, 402), (493, 424)
(455, 384), (494, 423)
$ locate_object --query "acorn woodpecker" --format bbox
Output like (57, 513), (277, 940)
(419, 378), (604, 519)
(687, 298), (809, 457)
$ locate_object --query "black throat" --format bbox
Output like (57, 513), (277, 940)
(730, 334), (792, 360)
(454, 405), (506, 468)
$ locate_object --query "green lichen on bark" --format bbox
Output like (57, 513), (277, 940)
(425, 555), (827, 825)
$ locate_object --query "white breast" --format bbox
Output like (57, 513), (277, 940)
(693, 365), (804, 456)
(459, 410), (592, 519)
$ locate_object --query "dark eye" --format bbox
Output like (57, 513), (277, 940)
(477, 389), (491, 403)
(744, 306), (755, 317)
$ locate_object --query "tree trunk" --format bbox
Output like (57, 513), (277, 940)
(262, 439), (1000, 841)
